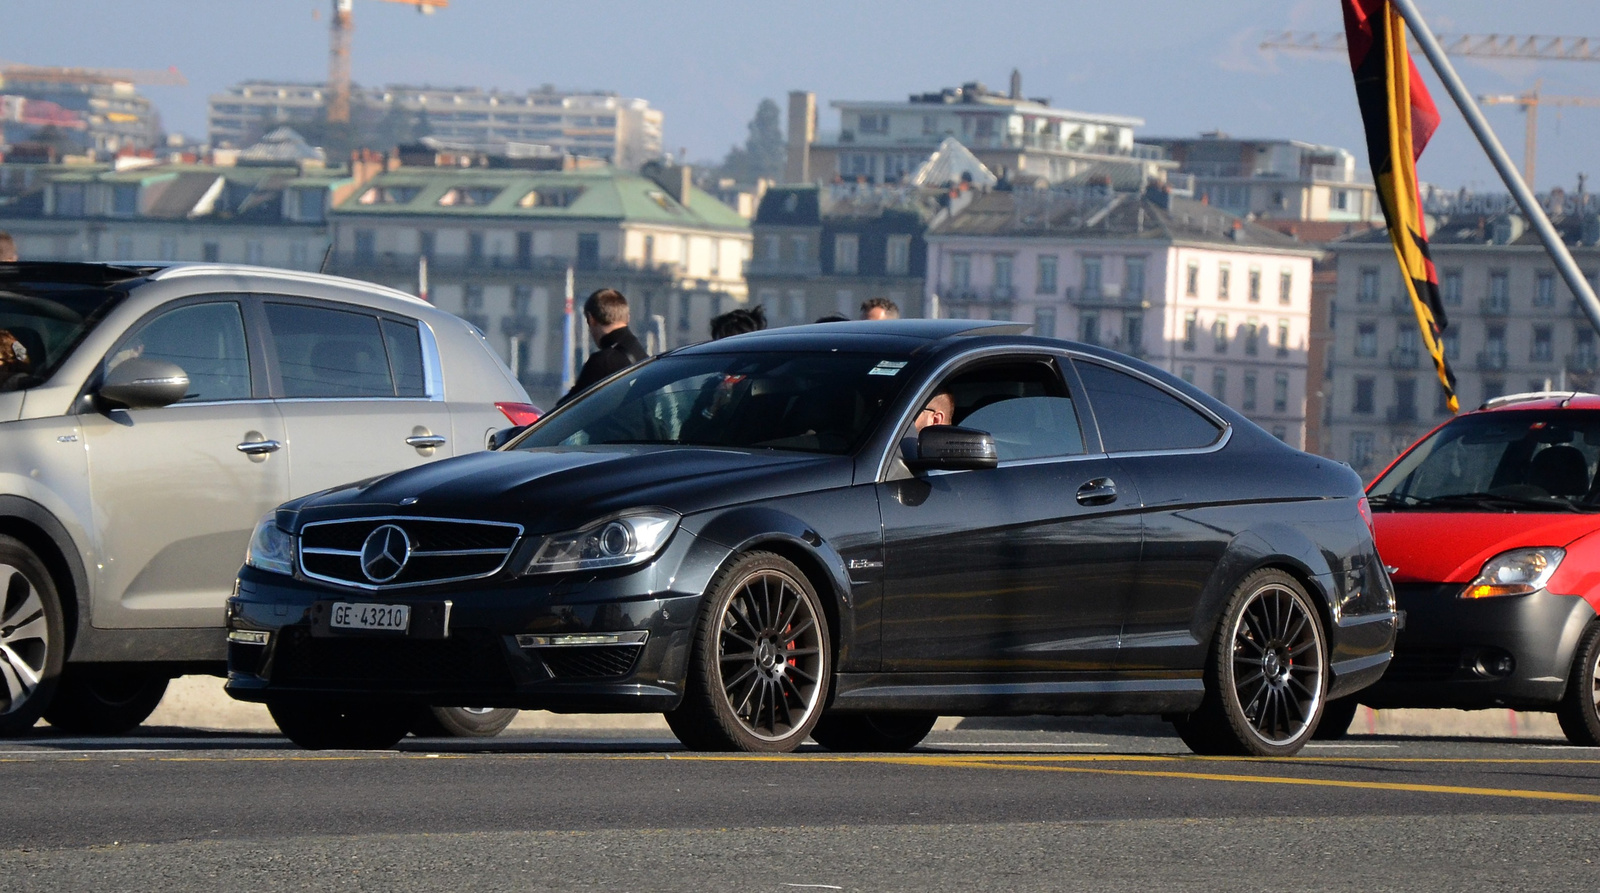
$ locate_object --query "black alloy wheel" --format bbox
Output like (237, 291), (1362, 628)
(0, 535), (65, 737)
(267, 701), (411, 750)
(810, 712), (938, 752)
(1556, 620), (1600, 747)
(1174, 568), (1328, 757)
(42, 666), (170, 735)
(666, 551), (831, 753)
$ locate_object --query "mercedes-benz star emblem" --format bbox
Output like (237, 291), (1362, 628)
(360, 524), (412, 583)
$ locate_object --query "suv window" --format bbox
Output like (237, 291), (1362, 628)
(380, 318), (427, 398)
(1369, 409), (1600, 510)
(264, 302), (402, 398)
(1075, 360), (1222, 453)
(108, 301), (252, 402)
(0, 282), (125, 391)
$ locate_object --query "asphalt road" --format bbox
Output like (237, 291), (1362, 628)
(3, 717), (1598, 892)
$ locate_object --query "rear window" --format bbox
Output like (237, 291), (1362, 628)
(264, 302), (423, 398)
(0, 283), (125, 391)
(1075, 360), (1222, 453)
(1369, 409), (1600, 512)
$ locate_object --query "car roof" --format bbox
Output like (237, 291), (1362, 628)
(672, 319), (1032, 355)
(0, 261), (428, 308)
(1472, 391), (1600, 413)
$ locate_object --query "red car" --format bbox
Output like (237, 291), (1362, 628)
(1351, 392), (1600, 746)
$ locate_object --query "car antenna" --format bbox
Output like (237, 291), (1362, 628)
(318, 243), (334, 274)
(1562, 390), (1579, 408)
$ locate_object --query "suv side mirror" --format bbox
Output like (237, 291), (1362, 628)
(907, 425), (999, 472)
(97, 358), (190, 410)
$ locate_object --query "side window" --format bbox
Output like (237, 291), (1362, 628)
(933, 361), (1084, 461)
(264, 302), (395, 398)
(108, 301), (252, 403)
(1074, 360), (1222, 452)
(380, 318), (427, 398)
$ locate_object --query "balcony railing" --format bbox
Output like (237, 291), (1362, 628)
(1567, 351), (1599, 374)
(1385, 405), (1419, 423)
(1391, 295), (1416, 315)
(1480, 295), (1511, 316)
(335, 252), (679, 279)
(815, 130), (1168, 161)
(1476, 349), (1509, 371)
(1388, 348), (1420, 369)
(745, 259), (823, 277)
(501, 315), (538, 337)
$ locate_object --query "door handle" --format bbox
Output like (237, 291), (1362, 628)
(236, 439), (282, 455)
(1076, 477), (1118, 506)
(406, 434), (447, 448)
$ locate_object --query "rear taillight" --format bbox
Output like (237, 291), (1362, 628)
(1358, 496), (1375, 538)
(496, 401), (542, 426)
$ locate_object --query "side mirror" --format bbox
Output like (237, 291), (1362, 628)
(487, 425), (527, 450)
(97, 358), (190, 410)
(907, 425), (999, 472)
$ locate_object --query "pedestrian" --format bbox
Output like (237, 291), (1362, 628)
(0, 231), (17, 263)
(556, 288), (647, 407)
(860, 297), (899, 320)
(709, 305), (766, 340)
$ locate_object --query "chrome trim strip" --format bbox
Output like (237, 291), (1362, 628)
(301, 547), (507, 558)
(515, 631), (650, 648)
(418, 319), (444, 399)
(297, 516), (523, 590)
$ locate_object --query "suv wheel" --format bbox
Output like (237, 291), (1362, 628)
(42, 666), (170, 735)
(0, 535), (66, 737)
(410, 706), (518, 738)
(1556, 620), (1600, 747)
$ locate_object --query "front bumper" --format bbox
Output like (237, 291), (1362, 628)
(224, 559), (703, 712)
(1359, 583), (1598, 711)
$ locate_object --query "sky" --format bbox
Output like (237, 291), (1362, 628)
(5, 0), (1599, 193)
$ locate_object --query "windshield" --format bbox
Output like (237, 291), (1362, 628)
(1368, 409), (1600, 512)
(512, 351), (917, 455)
(0, 283), (126, 392)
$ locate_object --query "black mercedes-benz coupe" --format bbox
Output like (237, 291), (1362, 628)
(225, 320), (1397, 755)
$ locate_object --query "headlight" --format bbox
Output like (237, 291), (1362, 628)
(1461, 547), (1565, 599)
(522, 509), (679, 575)
(244, 511), (296, 576)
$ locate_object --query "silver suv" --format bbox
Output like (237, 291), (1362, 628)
(0, 262), (538, 736)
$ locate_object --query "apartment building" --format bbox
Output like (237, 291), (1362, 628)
(0, 75), (161, 157)
(926, 185), (1321, 445)
(326, 161), (750, 404)
(208, 82), (663, 169)
(1145, 133), (1382, 224)
(794, 74), (1173, 187)
(1324, 197), (1600, 477)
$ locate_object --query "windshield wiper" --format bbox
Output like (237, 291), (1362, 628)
(1407, 491), (1590, 513)
(1365, 493), (1419, 508)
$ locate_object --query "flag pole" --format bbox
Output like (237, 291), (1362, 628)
(1389, 0), (1600, 336)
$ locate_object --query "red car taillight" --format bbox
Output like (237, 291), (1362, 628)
(495, 402), (542, 427)
(1358, 496), (1375, 539)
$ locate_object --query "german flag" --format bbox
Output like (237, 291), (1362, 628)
(1343, 0), (1457, 413)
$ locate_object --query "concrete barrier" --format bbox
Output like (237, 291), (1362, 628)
(131, 675), (1573, 740)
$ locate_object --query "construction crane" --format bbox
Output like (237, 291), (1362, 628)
(326, 0), (448, 125)
(0, 61), (187, 88)
(1478, 81), (1600, 188)
(1260, 32), (1600, 62)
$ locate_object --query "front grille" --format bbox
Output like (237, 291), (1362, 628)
(299, 516), (522, 589)
(535, 644), (643, 679)
(270, 627), (514, 691)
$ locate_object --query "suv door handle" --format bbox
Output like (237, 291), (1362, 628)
(1076, 477), (1118, 506)
(406, 435), (447, 448)
(236, 439), (282, 455)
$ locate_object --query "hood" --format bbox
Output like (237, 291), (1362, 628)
(293, 445), (851, 533)
(1373, 510), (1600, 584)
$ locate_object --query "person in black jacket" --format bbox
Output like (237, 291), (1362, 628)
(556, 288), (647, 407)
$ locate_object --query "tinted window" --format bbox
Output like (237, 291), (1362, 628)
(1075, 360), (1222, 452)
(515, 351), (913, 455)
(109, 301), (252, 402)
(265, 302), (395, 398)
(380, 318), (427, 397)
(0, 282), (125, 391)
(937, 362), (1083, 461)
(1369, 409), (1600, 510)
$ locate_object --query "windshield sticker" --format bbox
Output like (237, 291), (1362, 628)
(868, 361), (907, 376)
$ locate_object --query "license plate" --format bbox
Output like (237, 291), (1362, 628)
(330, 602), (411, 632)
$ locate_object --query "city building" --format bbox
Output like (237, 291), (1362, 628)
(791, 74), (1174, 187)
(925, 184), (1322, 445)
(1144, 133), (1382, 224)
(0, 74), (161, 156)
(207, 82), (664, 169)
(745, 181), (951, 326)
(1323, 191), (1600, 477)
(326, 160), (751, 404)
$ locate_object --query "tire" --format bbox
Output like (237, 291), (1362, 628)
(410, 706), (518, 738)
(1172, 569), (1328, 757)
(0, 535), (66, 737)
(267, 701), (411, 750)
(42, 666), (169, 735)
(1556, 620), (1600, 747)
(665, 551), (831, 753)
(1313, 697), (1361, 741)
(811, 712), (937, 752)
